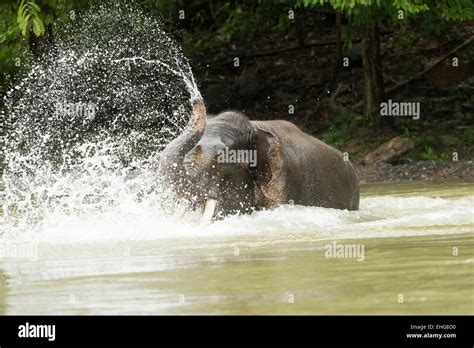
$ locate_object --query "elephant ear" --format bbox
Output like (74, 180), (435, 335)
(250, 125), (286, 207)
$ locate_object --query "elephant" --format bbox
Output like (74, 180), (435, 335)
(158, 98), (359, 225)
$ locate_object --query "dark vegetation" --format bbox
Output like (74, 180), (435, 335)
(1, 0), (473, 177)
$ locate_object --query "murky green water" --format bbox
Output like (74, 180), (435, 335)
(0, 181), (472, 314)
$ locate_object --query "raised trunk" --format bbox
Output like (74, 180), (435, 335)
(159, 99), (207, 182)
(361, 22), (385, 126)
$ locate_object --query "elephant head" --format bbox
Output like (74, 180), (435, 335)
(159, 99), (283, 224)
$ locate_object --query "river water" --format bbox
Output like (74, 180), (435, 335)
(0, 180), (472, 314)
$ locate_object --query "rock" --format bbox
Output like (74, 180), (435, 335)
(359, 136), (415, 165)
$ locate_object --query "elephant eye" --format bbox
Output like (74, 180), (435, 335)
(213, 142), (226, 154)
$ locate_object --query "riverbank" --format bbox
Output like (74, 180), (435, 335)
(355, 160), (474, 184)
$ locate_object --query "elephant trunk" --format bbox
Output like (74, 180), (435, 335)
(187, 97), (206, 134)
(159, 99), (207, 177)
(159, 98), (218, 225)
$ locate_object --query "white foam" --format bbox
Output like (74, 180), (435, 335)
(2, 186), (472, 244)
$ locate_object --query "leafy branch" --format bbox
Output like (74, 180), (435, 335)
(17, 0), (45, 37)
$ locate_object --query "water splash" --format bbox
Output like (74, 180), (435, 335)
(1, 2), (199, 239)
(111, 56), (201, 101)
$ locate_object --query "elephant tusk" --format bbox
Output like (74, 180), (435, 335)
(199, 198), (217, 226)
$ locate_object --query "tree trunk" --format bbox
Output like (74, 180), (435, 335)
(361, 22), (385, 126)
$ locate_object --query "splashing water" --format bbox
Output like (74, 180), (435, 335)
(1, 2), (199, 240)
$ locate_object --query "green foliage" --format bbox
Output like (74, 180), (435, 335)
(462, 127), (474, 146)
(178, 0), (292, 52)
(296, 0), (472, 27)
(415, 0), (474, 35)
(404, 130), (441, 160)
(297, 0), (429, 26)
(0, 3), (20, 44)
(214, 3), (245, 43)
(17, 0), (45, 36)
(0, 2), (32, 98)
(323, 112), (363, 147)
(432, 0), (474, 20)
(340, 25), (352, 51)
(421, 146), (435, 160)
